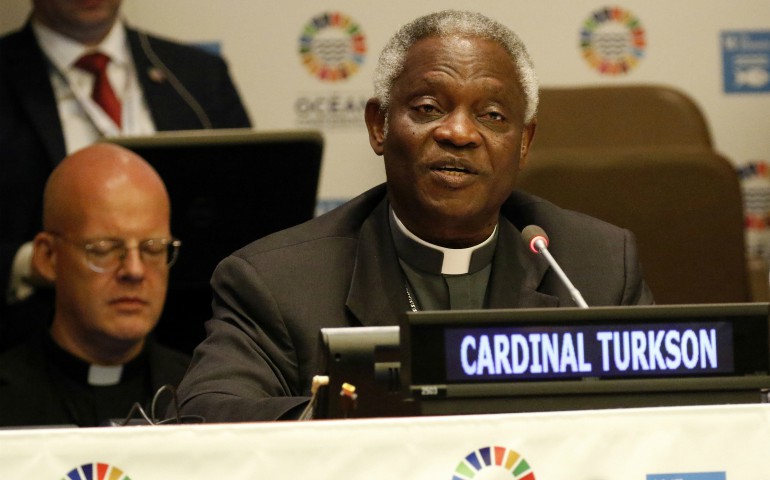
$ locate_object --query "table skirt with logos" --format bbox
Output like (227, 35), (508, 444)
(1, 404), (769, 479)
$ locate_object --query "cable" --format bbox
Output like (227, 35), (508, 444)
(298, 375), (329, 420)
(150, 384), (179, 422)
(115, 384), (205, 426)
(118, 402), (154, 426)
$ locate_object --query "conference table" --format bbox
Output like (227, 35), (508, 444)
(1, 403), (768, 479)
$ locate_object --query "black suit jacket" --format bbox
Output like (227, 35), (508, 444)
(175, 184), (654, 422)
(0, 22), (251, 319)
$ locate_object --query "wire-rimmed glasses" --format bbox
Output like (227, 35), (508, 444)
(50, 233), (181, 273)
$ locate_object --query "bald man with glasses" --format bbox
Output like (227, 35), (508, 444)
(0, 143), (190, 428)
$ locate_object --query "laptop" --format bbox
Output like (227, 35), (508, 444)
(107, 128), (323, 353)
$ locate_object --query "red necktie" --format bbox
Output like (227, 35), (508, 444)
(74, 52), (122, 127)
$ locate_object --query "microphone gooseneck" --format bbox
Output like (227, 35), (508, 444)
(137, 30), (214, 130)
(521, 225), (589, 309)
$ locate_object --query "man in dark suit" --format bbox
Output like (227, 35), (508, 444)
(0, 0), (251, 335)
(174, 10), (654, 422)
(0, 143), (190, 427)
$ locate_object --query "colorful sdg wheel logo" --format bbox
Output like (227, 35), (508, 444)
(580, 6), (646, 75)
(452, 446), (535, 480)
(63, 462), (131, 480)
(299, 11), (366, 82)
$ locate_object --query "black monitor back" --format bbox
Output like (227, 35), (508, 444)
(108, 129), (323, 354)
(314, 326), (418, 419)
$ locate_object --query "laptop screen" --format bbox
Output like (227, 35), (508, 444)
(107, 128), (323, 289)
(106, 129), (323, 354)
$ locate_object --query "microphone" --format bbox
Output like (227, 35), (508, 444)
(521, 225), (589, 309)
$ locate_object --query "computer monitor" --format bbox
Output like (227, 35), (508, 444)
(314, 326), (418, 419)
(107, 129), (323, 354)
(313, 303), (770, 419)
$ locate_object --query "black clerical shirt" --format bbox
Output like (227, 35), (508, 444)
(389, 209), (498, 311)
(0, 333), (190, 428)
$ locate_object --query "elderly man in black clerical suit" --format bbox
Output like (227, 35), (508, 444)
(0, 143), (190, 427)
(174, 10), (654, 422)
(0, 0), (251, 332)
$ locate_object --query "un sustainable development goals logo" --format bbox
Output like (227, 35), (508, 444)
(580, 6), (646, 75)
(452, 446), (536, 480)
(63, 462), (131, 480)
(299, 11), (366, 82)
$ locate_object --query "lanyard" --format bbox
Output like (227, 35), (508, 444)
(47, 54), (147, 140)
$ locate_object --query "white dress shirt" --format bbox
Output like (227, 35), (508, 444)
(32, 18), (156, 153)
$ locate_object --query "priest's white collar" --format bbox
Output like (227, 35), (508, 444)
(390, 209), (497, 275)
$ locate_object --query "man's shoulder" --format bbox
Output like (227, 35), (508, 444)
(125, 27), (226, 65)
(0, 339), (45, 381)
(0, 24), (37, 59)
(0, 24), (29, 43)
(0, 338), (60, 426)
(232, 184), (388, 260)
(504, 190), (628, 240)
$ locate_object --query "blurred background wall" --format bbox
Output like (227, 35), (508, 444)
(3, 0), (769, 248)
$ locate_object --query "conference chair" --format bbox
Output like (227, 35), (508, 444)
(520, 84), (759, 304)
(531, 84), (713, 151)
(517, 146), (752, 305)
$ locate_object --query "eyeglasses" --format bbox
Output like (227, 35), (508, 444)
(50, 233), (182, 273)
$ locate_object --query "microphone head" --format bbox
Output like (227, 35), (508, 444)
(521, 225), (549, 253)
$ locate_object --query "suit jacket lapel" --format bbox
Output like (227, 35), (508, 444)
(126, 28), (167, 128)
(346, 197), (412, 327)
(6, 23), (66, 166)
(345, 193), (559, 324)
(126, 28), (204, 131)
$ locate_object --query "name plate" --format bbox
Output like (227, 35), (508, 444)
(446, 321), (733, 381)
(403, 304), (770, 390)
